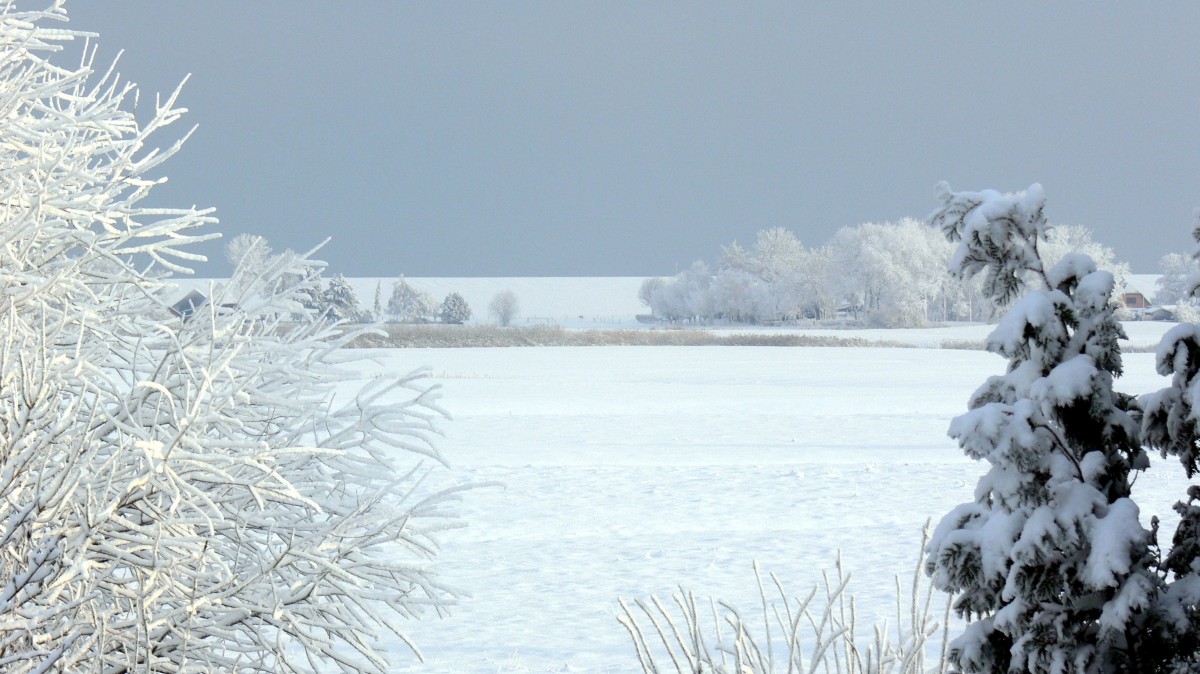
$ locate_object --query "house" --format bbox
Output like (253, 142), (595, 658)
(1121, 290), (1150, 310)
(1121, 274), (1161, 316)
(168, 290), (207, 320)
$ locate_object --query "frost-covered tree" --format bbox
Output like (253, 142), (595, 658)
(710, 267), (770, 323)
(0, 6), (456, 672)
(1155, 252), (1197, 307)
(388, 275), (436, 323)
(720, 228), (806, 321)
(638, 276), (666, 309)
(226, 232), (274, 271)
(1039, 224), (1130, 293)
(647, 261), (713, 323)
(924, 183), (1160, 673)
(439, 292), (472, 324)
(373, 279), (384, 320)
(798, 244), (840, 321)
(321, 273), (360, 321)
(489, 290), (520, 326)
(831, 219), (954, 327)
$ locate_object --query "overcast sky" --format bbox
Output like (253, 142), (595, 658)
(65, 3), (1200, 277)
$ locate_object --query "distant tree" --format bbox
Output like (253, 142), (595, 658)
(388, 275), (436, 322)
(1156, 252), (1196, 306)
(489, 290), (520, 326)
(799, 245), (841, 321)
(831, 219), (952, 327)
(649, 261), (713, 323)
(925, 183), (1159, 673)
(638, 277), (666, 309)
(440, 292), (473, 324)
(1039, 223), (1130, 291)
(373, 279), (384, 320)
(226, 232), (273, 270)
(710, 267), (769, 323)
(720, 228), (806, 321)
(321, 273), (360, 321)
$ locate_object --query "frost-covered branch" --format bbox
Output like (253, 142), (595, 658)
(0, 5), (458, 672)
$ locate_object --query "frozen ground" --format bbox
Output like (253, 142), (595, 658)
(344, 345), (1188, 673)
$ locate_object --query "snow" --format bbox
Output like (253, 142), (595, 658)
(1031, 355), (1099, 406)
(347, 277), (650, 326)
(332, 345), (1188, 672)
(1083, 498), (1144, 589)
(1047, 253), (1097, 288)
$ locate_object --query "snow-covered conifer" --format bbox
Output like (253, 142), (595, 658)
(1139, 213), (1200, 671)
(439, 292), (472, 324)
(322, 273), (360, 321)
(924, 183), (1159, 673)
(0, 6), (457, 671)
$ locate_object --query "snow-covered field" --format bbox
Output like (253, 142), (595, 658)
(348, 345), (1188, 673)
(684, 319), (1177, 350)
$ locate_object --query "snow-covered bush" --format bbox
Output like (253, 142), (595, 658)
(0, 5), (456, 671)
(924, 183), (1160, 673)
(439, 291), (472, 324)
(619, 529), (951, 674)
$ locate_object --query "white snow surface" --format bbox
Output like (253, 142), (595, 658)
(335, 346), (1187, 673)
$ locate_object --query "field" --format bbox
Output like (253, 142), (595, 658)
(345, 342), (1188, 673)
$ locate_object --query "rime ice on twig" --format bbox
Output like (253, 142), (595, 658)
(0, 4), (457, 672)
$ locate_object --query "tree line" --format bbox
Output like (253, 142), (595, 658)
(641, 219), (1130, 328)
(227, 233), (522, 326)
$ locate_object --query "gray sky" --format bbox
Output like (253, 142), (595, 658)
(66, 2), (1200, 277)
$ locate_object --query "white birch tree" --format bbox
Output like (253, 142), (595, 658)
(0, 5), (458, 672)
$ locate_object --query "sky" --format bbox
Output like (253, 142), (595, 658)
(63, 2), (1200, 277)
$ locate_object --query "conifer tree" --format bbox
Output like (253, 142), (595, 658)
(924, 183), (1159, 673)
(1139, 213), (1200, 672)
(321, 273), (360, 321)
(439, 292), (473, 324)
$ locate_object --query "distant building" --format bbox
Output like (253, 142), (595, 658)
(1146, 305), (1177, 322)
(1121, 290), (1150, 310)
(169, 290), (207, 320)
(1121, 274), (1161, 317)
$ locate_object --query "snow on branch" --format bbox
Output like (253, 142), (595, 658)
(0, 6), (459, 672)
